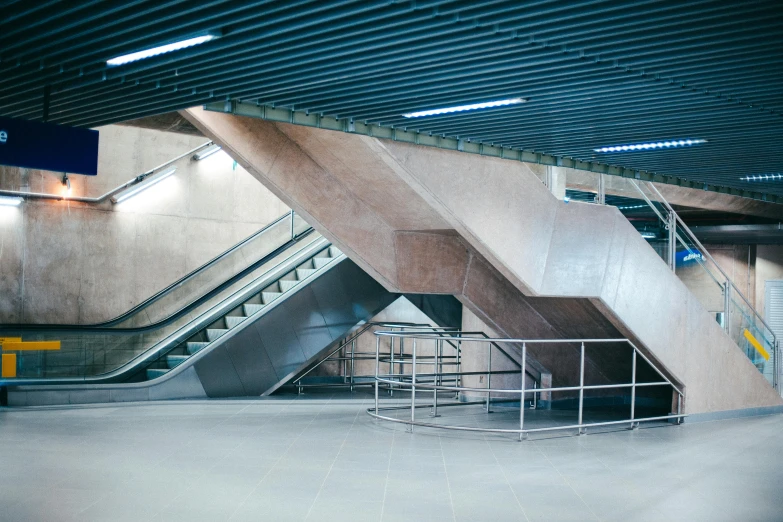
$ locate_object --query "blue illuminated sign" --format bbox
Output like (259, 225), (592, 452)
(0, 116), (99, 176)
(676, 249), (704, 266)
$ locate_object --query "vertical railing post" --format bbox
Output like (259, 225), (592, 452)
(388, 331), (395, 396)
(409, 338), (417, 432)
(667, 210), (676, 272)
(431, 339), (440, 418)
(375, 336), (380, 416)
(519, 343), (527, 441)
(290, 210), (295, 240)
(578, 342), (585, 435)
(723, 280), (731, 335)
(349, 339), (356, 392)
(630, 348), (637, 430)
(486, 342), (492, 414)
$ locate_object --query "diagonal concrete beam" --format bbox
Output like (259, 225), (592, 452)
(181, 106), (782, 414)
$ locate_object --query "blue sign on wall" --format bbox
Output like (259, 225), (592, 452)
(0, 116), (99, 175)
(676, 249), (704, 266)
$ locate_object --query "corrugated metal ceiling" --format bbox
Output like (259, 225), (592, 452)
(0, 0), (781, 196)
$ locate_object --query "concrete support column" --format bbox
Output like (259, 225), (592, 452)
(545, 166), (567, 201)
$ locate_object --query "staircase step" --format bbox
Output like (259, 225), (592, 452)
(313, 257), (332, 269)
(329, 246), (342, 257)
(146, 368), (170, 380)
(279, 280), (299, 292)
(225, 316), (246, 329)
(261, 292), (282, 305)
(296, 268), (317, 280)
(167, 355), (189, 369)
(186, 342), (209, 355)
(243, 303), (265, 316)
(206, 328), (228, 342)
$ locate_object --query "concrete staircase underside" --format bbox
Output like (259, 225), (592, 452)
(182, 107), (783, 415)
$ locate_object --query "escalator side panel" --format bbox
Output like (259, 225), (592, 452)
(309, 267), (364, 340)
(222, 326), (279, 396)
(193, 258), (395, 398)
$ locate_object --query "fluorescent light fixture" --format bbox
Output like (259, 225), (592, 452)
(402, 98), (526, 118)
(640, 232), (657, 239)
(111, 167), (176, 203)
(107, 34), (218, 66)
(617, 204), (648, 210)
(0, 196), (22, 207)
(563, 196), (570, 203)
(740, 173), (783, 182)
(594, 139), (707, 153)
(193, 145), (222, 161)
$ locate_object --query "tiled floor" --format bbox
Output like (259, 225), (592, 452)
(1, 396), (781, 521)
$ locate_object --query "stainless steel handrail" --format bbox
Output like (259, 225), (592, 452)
(643, 182), (776, 341)
(369, 331), (685, 440)
(293, 322), (441, 393)
(0, 141), (213, 203)
(0, 209), (310, 330)
(1, 236), (331, 386)
(293, 325), (530, 393)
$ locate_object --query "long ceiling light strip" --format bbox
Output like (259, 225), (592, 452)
(402, 98), (526, 118)
(594, 139), (707, 153)
(107, 34), (218, 66)
(740, 173), (783, 182)
(0, 196), (23, 207)
(111, 167), (176, 203)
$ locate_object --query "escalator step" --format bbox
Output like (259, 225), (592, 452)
(243, 303), (265, 316)
(225, 316), (246, 329)
(313, 257), (332, 269)
(329, 246), (343, 257)
(295, 268), (317, 280)
(206, 328), (228, 342)
(167, 355), (189, 369)
(146, 368), (170, 380)
(261, 292), (282, 304)
(279, 280), (299, 292)
(186, 342), (209, 355)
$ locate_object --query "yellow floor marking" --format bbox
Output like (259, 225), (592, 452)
(744, 329), (770, 361)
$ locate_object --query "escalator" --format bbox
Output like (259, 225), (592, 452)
(0, 211), (397, 406)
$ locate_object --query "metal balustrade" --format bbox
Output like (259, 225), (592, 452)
(368, 330), (686, 441)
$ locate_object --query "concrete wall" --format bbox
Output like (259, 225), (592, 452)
(0, 125), (289, 324)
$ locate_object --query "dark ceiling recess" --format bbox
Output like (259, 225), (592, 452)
(1, 1), (782, 197)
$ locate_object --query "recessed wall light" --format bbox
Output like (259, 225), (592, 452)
(740, 173), (783, 182)
(594, 139), (707, 153)
(402, 98), (526, 118)
(111, 167), (176, 203)
(107, 34), (218, 66)
(0, 196), (23, 207)
(193, 145), (222, 160)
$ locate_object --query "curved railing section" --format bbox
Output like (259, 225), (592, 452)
(292, 324), (539, 399)
(368, 330), (685, 440)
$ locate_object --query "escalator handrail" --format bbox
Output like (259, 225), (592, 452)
(3, 237), (336, 386)
(0, 210), (311, 331)
(0, 226), (316, 334)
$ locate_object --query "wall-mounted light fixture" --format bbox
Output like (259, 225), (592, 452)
(193, 144), (221, 160)
(62, 173), (71, 194)
(111, 167), (176, 204)
(0, 196), (23, 207)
